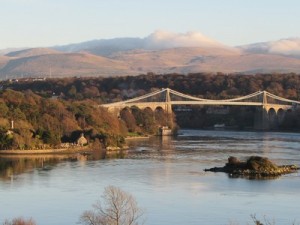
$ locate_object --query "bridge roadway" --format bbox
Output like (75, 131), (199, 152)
(101, 88), (300, 130)
(103, 101), (293, 114)
(108, 101), (294, 107)
(101, 88), (300, 114)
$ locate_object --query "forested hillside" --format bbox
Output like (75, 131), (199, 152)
(1, 72), (300, 150)
(0, 89), (169, 150)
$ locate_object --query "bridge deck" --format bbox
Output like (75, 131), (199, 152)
(102, 101), (292, 108)
(101, 88), (300, 111)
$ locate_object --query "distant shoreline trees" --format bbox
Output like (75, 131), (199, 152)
(3, 73), (300, 102)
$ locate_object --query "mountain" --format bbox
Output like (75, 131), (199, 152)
(1, 52), (132, 77)
(185, 53), (300, 74)
(111, 47), (240, 74)
(1, 31), (300, 79)
(239, 38), (300, 58)
(54, 30), (228, 56)
(5, 48), (62, 58)
(54, 38), (144, 56)
(0, 56), (10, 70)
(0, 48), (27, 56)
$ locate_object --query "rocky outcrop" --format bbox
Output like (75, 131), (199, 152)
(204, 156), (299, 179)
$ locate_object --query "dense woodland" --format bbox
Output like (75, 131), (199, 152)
(0, 89), (170, 150)
(1, 72), (300, 150)
(2, 73), (300, 102)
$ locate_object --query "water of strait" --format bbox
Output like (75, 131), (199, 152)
(0, 129), (300, 225)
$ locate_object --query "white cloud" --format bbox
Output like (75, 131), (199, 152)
(143, 30), (226, 50)
(268, 38), (300, 56)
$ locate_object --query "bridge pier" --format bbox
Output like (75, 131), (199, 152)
(268, 108), (278, 129)
(254, 106), (288, 130)
(254, 107), (269, 130)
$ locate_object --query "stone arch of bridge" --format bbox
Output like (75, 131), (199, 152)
(141, 105), (158, 111)
(143, 106), (154, 112)
(264, 105), (290, 114)
(126, 104), (166, 112)
(118, 105), (167, 117)
(268, 108), (277, 129)
(155, 106), (165, 113)
(121, 106), (131, 111)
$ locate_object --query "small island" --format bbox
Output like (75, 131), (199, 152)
(204, 156), (299, 179)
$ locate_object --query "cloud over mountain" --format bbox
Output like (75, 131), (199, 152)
(143, 30), (226, 49)
(268, 38), (300, 56)
(240, 38), (300, 57)
(54, 30), (229, 56)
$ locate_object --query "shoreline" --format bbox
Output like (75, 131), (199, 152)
(125, 135), (150, 140)
(0, 146), (90, 155)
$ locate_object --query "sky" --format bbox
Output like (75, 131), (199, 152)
(1, 0), (300, 49)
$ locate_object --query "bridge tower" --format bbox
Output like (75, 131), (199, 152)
(165, 88), (173, 115)
(254, 91), (269, 130)
(164, 88), (175, 129)
(262, 91), (271, 130)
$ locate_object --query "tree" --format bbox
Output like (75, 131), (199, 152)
(0, 128), (13, 150)
(3, 217), (36, 225)
(79, 186), (144, 225)
(142, 108), (156, 134)
(131, 107), (144, 127)
(154, 108), (168, 126)
(68, 85), (77, 98)
(120, 108), (136, 132)
(0, 101), (9, 117)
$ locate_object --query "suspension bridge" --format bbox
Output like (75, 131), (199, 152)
(101, 88), (300, 129)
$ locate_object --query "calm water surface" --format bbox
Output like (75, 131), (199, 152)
(0, 130), (300, 225)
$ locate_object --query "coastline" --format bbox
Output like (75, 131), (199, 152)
(125, 135), (150, 140)
(0, 146), (90, 155)
(0, 136), (150, 155)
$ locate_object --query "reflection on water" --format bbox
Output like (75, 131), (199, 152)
(0, 149), (128, 181)
(127, 130), (300, 165)
(0, 130), (300, 225)
(0, 156), (62, 181)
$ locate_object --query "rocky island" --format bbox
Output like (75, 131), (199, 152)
(205, 156), (299, 179)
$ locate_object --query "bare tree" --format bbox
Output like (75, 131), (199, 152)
(3, 217), (36, 225)
(250, 214), (275, 225)
(80, 186), (144, 225)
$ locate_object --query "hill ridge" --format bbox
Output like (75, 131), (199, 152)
(1, 32), (300, 78)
